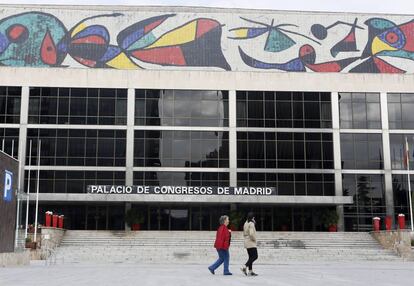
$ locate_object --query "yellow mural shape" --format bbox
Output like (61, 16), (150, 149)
(71, 23), (87, 37)
(106, 52), (138, 69)
(372, 36), (397, 55)
(145, 20), (197, 49)
(233, 28), (249, 38)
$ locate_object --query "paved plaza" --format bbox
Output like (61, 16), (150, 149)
(0, 261), (413, 286)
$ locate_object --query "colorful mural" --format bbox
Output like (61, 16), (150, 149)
(0, 8), (413, 73)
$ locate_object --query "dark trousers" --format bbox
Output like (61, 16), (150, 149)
(245, 247), (258, 270)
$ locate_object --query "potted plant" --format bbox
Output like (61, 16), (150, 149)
(321, 209), (339, 232)
(25, 237), (37, 249)
(229, 210), (244, 231)
(125, 208), (145, 231)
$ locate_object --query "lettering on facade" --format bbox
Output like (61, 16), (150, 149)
(87, 185), (277, 196)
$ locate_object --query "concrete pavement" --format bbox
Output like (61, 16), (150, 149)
(1, 261), (413, 286)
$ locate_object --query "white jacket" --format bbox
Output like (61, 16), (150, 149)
(243, 220), (257, 249)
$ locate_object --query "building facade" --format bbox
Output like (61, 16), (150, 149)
(0, 5), (413, 231)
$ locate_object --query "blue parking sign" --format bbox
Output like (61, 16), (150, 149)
(3, 170), (13, 202)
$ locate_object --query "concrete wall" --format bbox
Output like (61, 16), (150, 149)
(0, 151), (19, 253)
(371, 230), (414, 260)
(0, 5), (413, 73)
(0, 251), (30, 267)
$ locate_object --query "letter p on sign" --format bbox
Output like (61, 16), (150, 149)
(3, 170), (13, 202)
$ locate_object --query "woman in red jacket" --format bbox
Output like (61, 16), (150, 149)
(208, 215), (232, 275)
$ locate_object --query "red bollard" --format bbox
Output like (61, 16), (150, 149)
(45, 211), (52, 227)
(398, 214), (406, 230)
(385, 216), (392, 231)
(373, 217), (380, 231)
(58, 215), (64, 229)
(52, 214), (58, 228)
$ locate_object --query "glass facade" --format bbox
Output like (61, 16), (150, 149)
(343, 174), (386, 231)
(135, 89), (228, 126)
(1, 85), (412, 232)
(390, 134), (414, 170)
(0, 86), (21, 124)
(236, 91), (331, 128)
(237, 173), (335, 196)
(134, 130), (229, 167)
(0, 128), (19, 158)
(28, 87), (127, 125)
(388, 93), (414, 129)
(237, 132), (333, 169)
(339, 92), (381, 129)
(133, 172), (229, 186)
(392, 174), (413, 219)
(26, 129), (126, 166)
(25, 171), (125, 193)
(340, 133), (383, 169)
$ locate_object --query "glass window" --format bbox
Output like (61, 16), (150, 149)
(392, 174), (413, 219)
(135, 89), (228, 127)
(134, 131), (229, 168)
(339, 92), (381, 129)
(390, 134), (414, 170)
(340, 133), (383, 169)
(25, 171), (125, 194)
(388, 93), (414, 129)
(26, 129), (126, 166)
(237, 172), (334, 196)
(236, 91), (332, 128)
(28, 87), (127, 125)
(0, 128), (19, 158)
(237, 132), (333, 169)
(133, 172), (229, 186)
(0, 86), (21, 123)
(343, 174), (385, 231)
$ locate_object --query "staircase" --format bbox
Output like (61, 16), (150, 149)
(54, 231), (401, 264)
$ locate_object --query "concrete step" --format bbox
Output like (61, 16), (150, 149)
(51, 231), (402, 264)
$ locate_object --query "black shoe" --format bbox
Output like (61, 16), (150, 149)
(240, 266), (247, 276)
(249, 271), (258, 276)
(208, 267), (215, 275)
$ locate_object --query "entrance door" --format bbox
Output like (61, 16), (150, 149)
(86, 205), (107, 230)
(169, 208), (189, 230)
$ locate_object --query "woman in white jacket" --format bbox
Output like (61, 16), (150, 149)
(241, 212), (258, 276)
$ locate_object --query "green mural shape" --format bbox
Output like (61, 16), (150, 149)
(265, 28), (296, 52)
(0, 12), (67, 67)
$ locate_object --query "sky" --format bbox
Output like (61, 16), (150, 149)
(1, 0), (414, 15)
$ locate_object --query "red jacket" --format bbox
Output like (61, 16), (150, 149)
(214, 225), (231, 250)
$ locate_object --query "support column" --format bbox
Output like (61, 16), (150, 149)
(380, 92), (395, 223)
(125, 88), (135, 186)
(331, 92), (345, 231)
(125, 88), (135, 230)
(229, 90), (237, 187)
(18, 86), (29, 195)
(15, 86), (29, 248)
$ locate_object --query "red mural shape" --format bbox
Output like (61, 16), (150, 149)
(132, 46), (186, 66)
(7, 24), (28, 43)
(41, 30), (57, 65)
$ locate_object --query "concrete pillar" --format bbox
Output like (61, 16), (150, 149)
(331, 92), (345, 231)
(228, 90), (237, 187)
(18, 86), (29, 195)
(125, 88), (135, 186)
(380, 92), (395, 223)
(125, 89), (135, 231)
